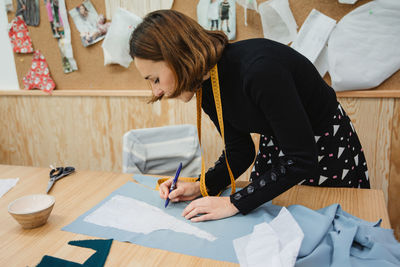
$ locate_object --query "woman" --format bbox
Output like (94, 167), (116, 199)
(129, 10), (370, 222)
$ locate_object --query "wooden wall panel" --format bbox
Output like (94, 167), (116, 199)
(338, 98), (394, 201)
(0, 95), (258, 181)
(1, 95), (398, 238)
(389, 99), (400, 240)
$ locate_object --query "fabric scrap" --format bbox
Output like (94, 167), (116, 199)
(23, 50), (56, 93)
(8, 15), (33, 53)
(36, 239), (113, 267)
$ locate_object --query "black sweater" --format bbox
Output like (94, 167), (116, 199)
(200, 38), (338, 214)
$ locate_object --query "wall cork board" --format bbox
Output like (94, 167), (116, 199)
(7, 0), (400, 91)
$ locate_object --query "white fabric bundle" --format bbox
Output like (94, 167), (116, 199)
(122, 124), (201, 177)
(102, 8), (142, 68)
(328, 0), (400, 91)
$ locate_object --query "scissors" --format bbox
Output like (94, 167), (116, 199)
(46, 166), (75, 194)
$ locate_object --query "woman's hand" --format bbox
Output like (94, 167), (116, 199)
(159, 180), (202, 202)
(182, 196), (239, 222)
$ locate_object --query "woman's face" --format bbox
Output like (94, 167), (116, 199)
(134, 58), (195, 102)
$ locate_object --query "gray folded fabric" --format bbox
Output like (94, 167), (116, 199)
(122, 124), (201, 177)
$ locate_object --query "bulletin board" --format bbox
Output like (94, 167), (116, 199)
(7, 0), (400, 91)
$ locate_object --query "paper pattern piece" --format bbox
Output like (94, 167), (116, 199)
(258, 0), (298, 45)
(104, 0), (173, 19)
(197, 0), (236, 40)
(236, 0), (258, 26)
(8, 15), (33, 53)
(0, 1), (19, 90)
(328, 0), (400, 91)
(23, 50), (56, 93)
(63, 177), (400, 265)
(291, 9), (336, 64)
(84, 195), (217, 241)
(0, 178), (19, 198)
(5, 0), (13, 12)
(102, 8), (142, 68)
(233, 207), (304, 267)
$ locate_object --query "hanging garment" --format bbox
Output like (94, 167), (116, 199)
(23, 50), (56, 93)
(8, 15), (33, 53)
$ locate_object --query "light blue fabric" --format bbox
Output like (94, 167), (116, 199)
(63, 175), (400, 265)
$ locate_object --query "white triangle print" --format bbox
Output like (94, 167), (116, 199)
(318, 156), (324, 162)
(315, 136), (320, 143)
(350, 121), (355, 132)
(365, 170), (369, 180)
(267, 140), (274, 147)
(267, 159), (272, 164)
(319, 175), (328, 185)
(338, 104), (344, 115)
(338, 147), (345, 159)
(333, 125), (340, 136)
(298, 179), (306, 185)
(354, 154), (359, 166)
(342, 169), (349, 180)
(278, 151), (284, 157)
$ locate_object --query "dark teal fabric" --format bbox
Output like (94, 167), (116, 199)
(36, 239), (113, 267)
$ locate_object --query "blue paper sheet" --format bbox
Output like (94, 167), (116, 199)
(63, 175), (400, 266)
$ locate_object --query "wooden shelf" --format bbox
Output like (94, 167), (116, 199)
(1, 89), (400, 98)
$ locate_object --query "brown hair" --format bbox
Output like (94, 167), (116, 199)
(129, 10), (228, 102)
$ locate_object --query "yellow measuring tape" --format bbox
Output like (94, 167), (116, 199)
(197, 65), (236, 197)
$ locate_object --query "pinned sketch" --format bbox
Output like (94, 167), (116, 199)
(84, 195), (217, 242)
(197, 0), (236, 40)
(69, 0), (109, 47)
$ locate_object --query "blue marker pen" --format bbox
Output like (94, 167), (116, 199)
(165, 162), (182, 208)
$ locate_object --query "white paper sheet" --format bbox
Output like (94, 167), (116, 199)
(339, 0), (359, 4)
(0, 178), (19, 197)
(84, 195), (217, 241)
(233, 207), (304, 267)
(0, 1), (19, 90)
(291, 9), (336, 64)
(258, 0), (298, 45)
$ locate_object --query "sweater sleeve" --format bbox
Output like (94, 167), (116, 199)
(202, 106), (256, 196)
(230, 58), (319, 214)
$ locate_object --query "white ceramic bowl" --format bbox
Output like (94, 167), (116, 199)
(8, 194), (55, 229)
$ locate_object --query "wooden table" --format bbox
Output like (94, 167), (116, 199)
(0, 164), (391, 266)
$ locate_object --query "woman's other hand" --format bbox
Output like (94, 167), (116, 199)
(159, 180), (201, 202)
(182, 196), (239, 222)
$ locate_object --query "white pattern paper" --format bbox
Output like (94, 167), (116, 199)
(84, 195), (217, 241)
(0, 178), (19, 197)
(291, 9), (336, 64)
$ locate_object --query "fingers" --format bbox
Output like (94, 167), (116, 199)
(159, 178), (173, 199)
